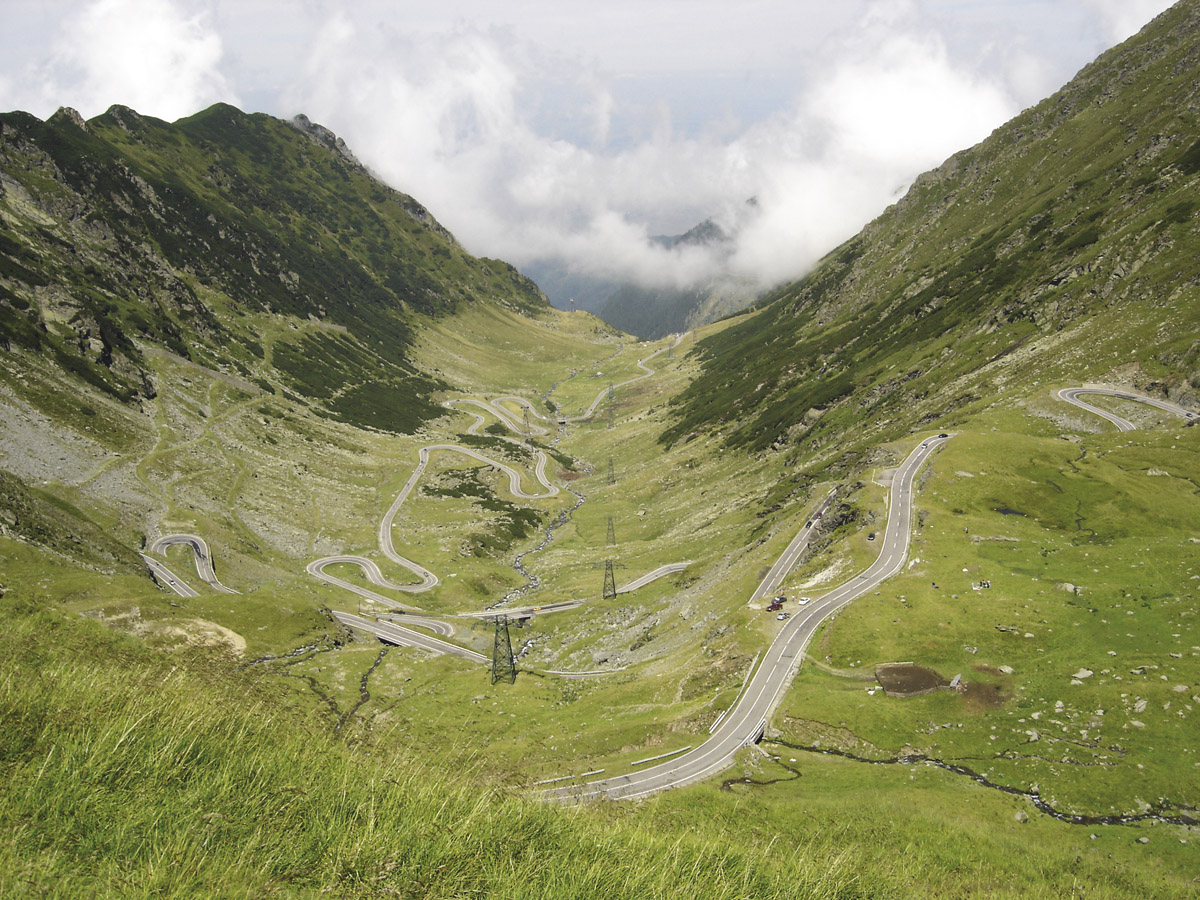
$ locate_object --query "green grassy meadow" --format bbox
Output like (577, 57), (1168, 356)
(4, 299), (1200, 897)
(779, 402), (1200, 818)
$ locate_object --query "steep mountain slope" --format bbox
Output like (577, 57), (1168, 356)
(664, 0), (1200, 465)
(0, 101), (596, 604)
(0, 103), (546, 433)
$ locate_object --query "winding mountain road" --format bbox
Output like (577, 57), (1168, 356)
(306, 340), (696, 654)
(305, 339), (688, 651)
(142, 533), (238, 596)
(616, 562), (692, 594)
(1056, 386), (1195, 430)
(138, 373), (1200, 798)
(444, 398), (551, 436)
(539, 386), (1198, 801)
(541, 433), (952, 802)
(306, 443), (561, 604)
(516, 334), (685, 425)
(139, 553), (200, 598)
(331, 611), (487, 664)
(331, 386), (1197, 689)
(750, 489), (837, 603)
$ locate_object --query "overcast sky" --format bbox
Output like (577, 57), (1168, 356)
(0, 0), (1177, 293)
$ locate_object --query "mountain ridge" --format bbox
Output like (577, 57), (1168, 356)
(1, 101), (549, 432)
(662, 0), (1200, 463)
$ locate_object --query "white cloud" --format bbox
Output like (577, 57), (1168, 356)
(9, 0), (238, 120)
(285, 5), (1019, 294)
(0, 0), (1169, 303)
(724, 16), (1016, 285)
(1076, 0), (1175, 43)
(283, 19), (724, 287)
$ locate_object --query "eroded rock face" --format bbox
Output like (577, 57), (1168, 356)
(290, 113), (362, 168)
(52, 106), (89, 132)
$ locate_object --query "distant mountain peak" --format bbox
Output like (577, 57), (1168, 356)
(101, 104), (149, 133)
(662, 218), (727, 249)
(290, 113), (363, 169)
(48, 106), (88, 132)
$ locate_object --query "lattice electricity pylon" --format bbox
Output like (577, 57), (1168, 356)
(606, 516), (617, 547)
(607, 400), (614, 430)
(603, 559), (617, 599)
(491, 615), (517, 684)
(667, 343), (673, 360)
(607, 457), (616, 485)
(608, 381), (615, 400)
(592, 559), (626, 601)
(523, 406), (532, 439)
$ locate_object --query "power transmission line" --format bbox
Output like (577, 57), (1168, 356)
(491, 616), (516, 684)
(602, 560), (617, 600)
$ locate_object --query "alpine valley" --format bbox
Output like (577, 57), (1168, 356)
(2, 3), (1200, 899)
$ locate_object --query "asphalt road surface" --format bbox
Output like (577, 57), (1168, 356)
(1057, 386), (1196, 431)
(308, 441), (561, 607)
(148, 533), (239, 594)
(750, 489), (836, 603)
(445, 398), (552, 436)
(541, 433), (952, 802)
(616, 562), (691, 594)
(139, 552), (200, 598)
(455, 598), (585, 620)
(332, 611), (487, 663)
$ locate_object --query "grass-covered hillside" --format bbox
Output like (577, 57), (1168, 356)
(664, 0), (1200, 467)
(0, 103), (546, 432)
(1, 593), (873, 900)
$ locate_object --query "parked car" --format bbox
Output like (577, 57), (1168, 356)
(776, 612), (790, 621)
(797, 596), (811, 605)
(767, 601), (783, 612)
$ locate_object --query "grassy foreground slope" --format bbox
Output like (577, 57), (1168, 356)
(4, 559), (1191, 900)
(0, 597), (864, 900)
